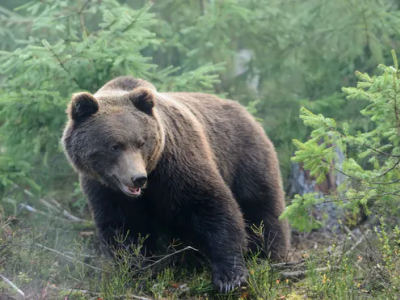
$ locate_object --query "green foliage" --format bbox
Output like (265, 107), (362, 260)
(0, 0), (221, 199)
(280, 193), (323, 232)
(2, 0), (400, 297)
(2, 0), (400, 196)
(145, 0), (400, 183)
(1, 198), (399, 299)
(371, 219), (400, 295)
(283, 51), (400, 231)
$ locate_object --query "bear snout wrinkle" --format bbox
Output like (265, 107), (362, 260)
(61, 76), (290, 293)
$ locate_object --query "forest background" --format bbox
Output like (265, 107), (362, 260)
(1, 0), (400, 299)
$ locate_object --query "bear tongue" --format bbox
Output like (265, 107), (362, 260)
(128, 187), (141, 194)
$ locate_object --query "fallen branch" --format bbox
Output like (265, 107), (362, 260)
(38, 243), (197, 275)
(139, 246), (198, 271)
(270, 259), (305, 269)
(4, 198), (46, 216)
(344, 229), (371, 256)
(9, 184), (88, 223)
(63, 251), (96, 258)
(40, 198), (86, 223)
(280, 267), (330, 280)
(35, 243), (103, 272)
(3, 198), (75, 224)
(0, 274), (25, 299)
(344, 225), (357, 241)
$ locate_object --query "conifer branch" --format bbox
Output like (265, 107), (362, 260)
(327, 125), (400, 158)
(78, 0), (91, 14)
(362, 143), (400, 158)
(200, 0), (205, 15)
(42, 40), (82, 89)
(312, 189), (400, 207)
(373, 159), (400, 179)
(393, 74), (400, 137)
(77, 0), (91, 37)
(121, 7), (147, 34)
(332, 162), (400, 185)
(361, 5), (371, 58)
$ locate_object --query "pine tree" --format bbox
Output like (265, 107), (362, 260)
(0, 0), (220, 199)
(282, 51), (400, 231)
(2, 0), (400, 200)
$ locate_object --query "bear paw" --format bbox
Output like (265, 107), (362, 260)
(212, 265), (248, 293)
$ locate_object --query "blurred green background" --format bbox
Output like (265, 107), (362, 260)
(0, 0), (398, 212)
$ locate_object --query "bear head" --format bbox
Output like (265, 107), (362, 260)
(62, 86), (165, 198)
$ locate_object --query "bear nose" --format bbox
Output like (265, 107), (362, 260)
(131, 175), (147, 188)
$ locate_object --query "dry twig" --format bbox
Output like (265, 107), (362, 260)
(344, 225), (357, 241)
(0, 274), (25, 299)
(3, 198), (80, 224)
(344, 229), (371, 256)
(10, 184), (88, 223)
(270, 259), (305, 269)
(40, 198), (86, 223)
(35, 243), (103, 272)
(139, 246), (198, 272)
(280, 267), (331, 280)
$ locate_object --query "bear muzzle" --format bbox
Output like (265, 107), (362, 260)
(113, 151), (148, 198)
(115, 174), (147, 198)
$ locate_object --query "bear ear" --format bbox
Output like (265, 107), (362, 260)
(128, 88), (155, 115)
(68, 92), (99, 121)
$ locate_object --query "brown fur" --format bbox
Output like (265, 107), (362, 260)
(62, 76), (290, 293)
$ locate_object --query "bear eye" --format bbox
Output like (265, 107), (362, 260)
(110, 144), (121, 153)
(138, 141), (145, 148)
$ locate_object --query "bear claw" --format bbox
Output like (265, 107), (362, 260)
(213, 269), (248, 293)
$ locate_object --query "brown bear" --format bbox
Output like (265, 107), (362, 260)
(62, 76), (290, 292)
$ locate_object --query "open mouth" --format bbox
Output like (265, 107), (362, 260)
(120, 183), (142, 197)
(113, 175), (143, 198)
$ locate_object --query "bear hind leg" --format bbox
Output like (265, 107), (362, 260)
(233, 166), (290, 261)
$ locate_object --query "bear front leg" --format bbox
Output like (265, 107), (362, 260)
(178, 184), (248, 292)
(97, 221), (137, 254)
(80, 176), (155, 257)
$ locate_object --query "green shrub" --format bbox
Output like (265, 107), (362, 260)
(0, 0), (220, 200)
(283, 51), (400, 231)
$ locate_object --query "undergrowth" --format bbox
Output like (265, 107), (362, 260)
(1, 201), (399, 299)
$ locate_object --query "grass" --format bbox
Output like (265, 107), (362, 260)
(1, 199), (400, 300)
